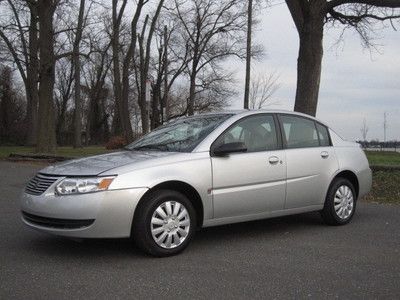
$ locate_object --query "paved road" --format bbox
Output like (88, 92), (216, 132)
(1, 161), (399, 299)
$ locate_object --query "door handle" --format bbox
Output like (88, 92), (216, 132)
(269, 156), (280, 164)
(321, 151), (329, 159)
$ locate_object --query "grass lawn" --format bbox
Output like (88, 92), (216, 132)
(0, 146), (111, 160)
(363, 170), (400, 205)
(364, 150), (400, 166)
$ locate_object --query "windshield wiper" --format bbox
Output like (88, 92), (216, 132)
(131, 144), (169, 151)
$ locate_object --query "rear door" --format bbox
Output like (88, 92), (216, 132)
(278, 114), (339, 209)
(211, 114), (286, 219)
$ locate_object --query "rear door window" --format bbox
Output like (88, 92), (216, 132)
(280, 115), (319, 149)
(316, 123), (331, 146)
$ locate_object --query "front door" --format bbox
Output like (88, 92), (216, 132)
(211, 114), (286, 219)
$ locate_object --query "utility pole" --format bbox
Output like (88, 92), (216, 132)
(383, 112), (388, 142)
(163, 25), (169, 123)
(243, 0), (253, 109)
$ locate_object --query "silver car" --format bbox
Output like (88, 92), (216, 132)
(21, 110), (372, 256)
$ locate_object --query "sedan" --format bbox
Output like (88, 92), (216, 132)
(21, 110), (372, 256)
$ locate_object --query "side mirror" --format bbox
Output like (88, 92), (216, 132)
(212, 142), (247, 157)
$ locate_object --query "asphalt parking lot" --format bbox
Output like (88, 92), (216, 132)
(1, 160), (399, 299)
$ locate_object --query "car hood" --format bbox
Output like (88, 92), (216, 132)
(40, 150), (177, 176)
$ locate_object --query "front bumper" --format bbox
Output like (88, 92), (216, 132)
(20, 187), (148, 238)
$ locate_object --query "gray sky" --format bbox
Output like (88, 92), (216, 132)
(228, 4), (400, 142)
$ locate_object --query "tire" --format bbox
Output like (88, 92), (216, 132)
(321, 177), (357, 226)
(132, 189), (196, 257)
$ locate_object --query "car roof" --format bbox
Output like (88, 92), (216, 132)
(196, 109), (329, 126)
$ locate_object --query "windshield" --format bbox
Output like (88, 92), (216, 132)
(126, 114), (233, 152)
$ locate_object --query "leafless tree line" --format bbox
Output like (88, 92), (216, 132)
(0, 0), (273, 152)
(2, 0), (396, 153)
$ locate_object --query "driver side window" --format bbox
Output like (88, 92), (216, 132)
(217, 115), (278, 152)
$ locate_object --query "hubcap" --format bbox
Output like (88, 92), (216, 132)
(334, 185), (354, 220)
(150, 201), (190, 249)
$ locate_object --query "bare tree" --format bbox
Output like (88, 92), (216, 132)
(158, 20), (192, 122)
(0, 0), (274, 150)
(0, 65), (26, 144)
(146, 16), (192, 129)
(83, 34), (113, 145)
(149, 25), (167, 129)
(249, 72), (280, 109)
(167, 78), (233, 120)
(112, 0), (149, 141)
(285, 0), (400, 116)
(82, 81), (111, 145)
(54, 58), (74, 142)
(136, 0), (165, 134)
(172, 0), (248, 115)
(360, 117), (369, 141)
(0, 0), (39, 145)
(72, 0), (86, 148)
(36, 0), (58, 153)
(26, 0), (39, 146)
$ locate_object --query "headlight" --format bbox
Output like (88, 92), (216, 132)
(55, 177), (115, 195)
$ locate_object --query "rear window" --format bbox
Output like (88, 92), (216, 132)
(280, 115), (319, 149)
(316, 123), (331, 147)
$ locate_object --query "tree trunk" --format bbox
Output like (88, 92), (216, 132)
(112, 0), (125, 139)
(243, 0), (253, 109)
(112, 0), (134, 142)
(0, 67), (12, 141)
(120, 36), (135, 141)
(138, 0), (164, 132)
(119, 0), (145, 142)
(55, 94), (68, 143)
(111, 104), (122, 136)
(151, 80), (161, 129)
(36, 0), (57, 153)
(138, 76), (150, 134)
(292, 3), (325, 117)
(25, 4), (39, 146)
(73, 0), (85, 148)
(188, 71), (196, 116)
(121, 54), (134, 141)
(188, 45), (199, 116)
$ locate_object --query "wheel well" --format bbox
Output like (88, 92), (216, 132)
(135, 181), (204, 229)
(334, 170), (359, 198)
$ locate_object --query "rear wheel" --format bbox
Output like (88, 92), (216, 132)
(321, 178), (356, 225)
(132, 190), (196, 257)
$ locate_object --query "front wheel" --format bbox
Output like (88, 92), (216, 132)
(321, 178), (356, 226)
(132, 190), (196, 257)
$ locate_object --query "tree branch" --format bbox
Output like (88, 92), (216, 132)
(328, 8), (400, 25)
(328, 0), (400, 10)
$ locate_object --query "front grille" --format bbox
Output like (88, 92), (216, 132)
(25, 173), (61, 195)
(22, 211), (95, 229)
